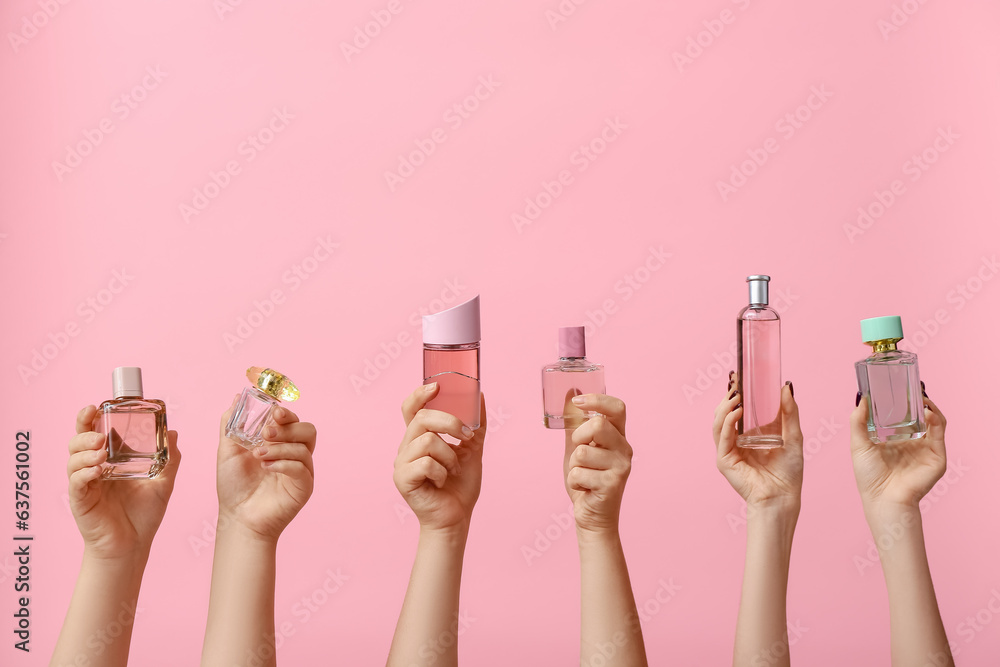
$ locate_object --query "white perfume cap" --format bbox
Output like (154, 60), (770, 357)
(112, 367), (144, 399)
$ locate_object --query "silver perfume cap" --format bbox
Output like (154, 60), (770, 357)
(112, 367), (144, 399)
(746, 275), (770, 306)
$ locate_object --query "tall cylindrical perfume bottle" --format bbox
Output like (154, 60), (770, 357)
(226, 367), (300, 450)
(541, 326), (605, 429)
(97, 367), (168, 479)
(423, 295), (481, 429)
(736, 275), (783, 448)
(855, 316), (926, 443)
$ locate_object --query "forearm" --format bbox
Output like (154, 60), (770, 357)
(865, 503), (953, 667)
(387, 525), (468, 667)
(734, 502), (799, 667)
(201, 520), (278, 667)
(51, 549), (147, 667)
(578, 530), (647, 667)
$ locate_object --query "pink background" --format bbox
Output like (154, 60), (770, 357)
(3, 0), (999, 665)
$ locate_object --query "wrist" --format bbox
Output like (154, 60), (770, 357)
(576, 525), (622, 550)
(216, 512), (280, 551)
(82, 545), (150, 570)
(418, 521), (470, 548)
(863, 500), (923, 540)
(746, 497), (801, 523)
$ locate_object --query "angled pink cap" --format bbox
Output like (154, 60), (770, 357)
(112, 366), (144, 399)
(423, 295), (481, 345)
(558, 326), (586, 358)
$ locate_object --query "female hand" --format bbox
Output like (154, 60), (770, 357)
(850, 385), (946, 511)
(713, 377), (803, 510)
(67, 405), (181, 560)
(217, 399), (317, 542)
(563, 394), (633, 536)
(393, 383), (486, 533)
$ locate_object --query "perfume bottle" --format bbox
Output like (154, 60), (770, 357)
(541, 326), (605, 429)
(423, 295), (481, 429)
(736, 275), (783, 448)
(855, 316), (926, 443)
(97, 367), (168, 480)
(225, 367), (300, 450)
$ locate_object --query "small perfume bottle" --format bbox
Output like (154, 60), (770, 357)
(225, 367), (300, 450)
(736, 275), (783, 448)
(423, 295), (481, 429)
(855, 316), (926, 443)
(97, 367), (168, 480)
(541, 326), (605, 429)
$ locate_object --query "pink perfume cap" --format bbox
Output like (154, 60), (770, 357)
(112, 366), (144, 399)
(423, 295), (481, 345)
(558, 326), (586, 358)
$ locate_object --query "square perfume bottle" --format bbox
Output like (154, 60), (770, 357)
(97, 367), (168, 480)
(226, 367), (300, 450)
(855, 316), (926, 443)
(541, 326), (605, 429)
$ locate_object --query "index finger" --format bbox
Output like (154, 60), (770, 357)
(567, 394), (626, 435)
(402, 383), (440, 425)
(76, 405), (98, 435)
(271, 406), (300, 426)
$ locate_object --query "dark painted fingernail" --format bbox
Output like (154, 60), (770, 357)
(736, 402), (742, 409)
(855, 391), (862, 407)
(920, 380), (928, 398)
(785, 380), (794, 397)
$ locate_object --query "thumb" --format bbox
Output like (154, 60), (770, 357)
(850, 394), (873, 455)
(780, 382), (802, 448)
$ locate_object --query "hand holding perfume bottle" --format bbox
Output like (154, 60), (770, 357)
(713, 377), (802, 509)
(392, 383), (485, 532)
(562, 393), (631, 535)
(66, 401), (181, 560)
(851, 383), (944, 510)
(217, 397), (317, 542)
(226, 366), (300, 450)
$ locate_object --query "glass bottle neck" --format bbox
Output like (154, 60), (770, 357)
(868, 338), (900, 353)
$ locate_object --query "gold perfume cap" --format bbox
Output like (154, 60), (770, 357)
(246, 367), (300, 401)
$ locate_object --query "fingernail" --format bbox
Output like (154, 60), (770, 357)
(262, 460), (275, 467)
(256, 446), (269, 456)
(785, 380), (794, 398)
(274, 407), (285, 418)
(264, 425), (277, 438)
(855, 391), (862, 407)
(921, 380), (928, 398)
(571, 395), (586, 405)
(425, 382), (437, 393)
(727, 371), (734, 388)
(461, 425), (474, 439)
(736, 403), (742, 409)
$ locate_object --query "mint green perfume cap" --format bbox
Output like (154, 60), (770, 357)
(860, 316), (903, 343)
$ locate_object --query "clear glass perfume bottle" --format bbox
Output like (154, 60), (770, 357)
(542, 326), (605, 429)
(423, 295), (481, 429)
(97, 367), (168, 480)
(736, 275), (783, 448)
(225, 367), (300, 450)
(855, 316), (926, 443)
